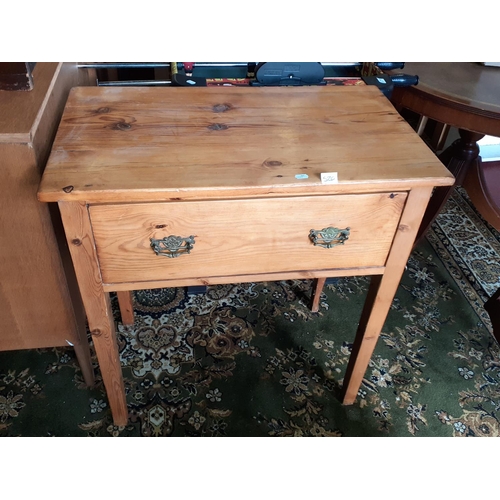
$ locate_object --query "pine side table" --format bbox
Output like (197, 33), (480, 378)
(38, 85), (454, 426)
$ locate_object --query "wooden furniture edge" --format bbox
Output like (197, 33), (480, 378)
(391, 86), (500, 137)
(59, 201), (128, 426)
(38, 179), (454, 204)
(341, 186), (434, 404)
(102, 267), (386, 292)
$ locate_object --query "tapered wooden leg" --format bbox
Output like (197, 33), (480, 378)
(342, 275), (384, 403)
(59, 201), (128, 426)
(73, 340), (95, 387)
(70, 293), (95, 387)
(310, 277), (326, 313)
(342, 187), (433, 404)
(117, 291), (135, 325)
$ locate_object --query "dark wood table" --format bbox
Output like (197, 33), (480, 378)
(390, 62), (500, 342)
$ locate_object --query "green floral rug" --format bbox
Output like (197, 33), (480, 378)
(1, 188), (499, 437)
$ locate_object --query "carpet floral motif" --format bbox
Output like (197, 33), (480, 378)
(0, 188), (499, 436)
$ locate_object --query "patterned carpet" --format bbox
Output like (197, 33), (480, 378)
(1, 188), (499, 437)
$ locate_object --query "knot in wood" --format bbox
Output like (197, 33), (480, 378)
(71, 238), (82, 246)
(62, 185), (74, 193)
(208, 123), (228, 131)
(212, 103), (232, 113)
(91, 329), (102, 337)
(263, 160), (282, 167)
(113, 122), (132, 131)
(96, 107), (110, 114)
(398, 224), (410, 232)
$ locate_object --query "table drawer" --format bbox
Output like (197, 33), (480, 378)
(89, 193), (407, 284)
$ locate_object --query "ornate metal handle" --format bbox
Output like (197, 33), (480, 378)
(309, 227), (350, 248)
(150, 235), (196, 258)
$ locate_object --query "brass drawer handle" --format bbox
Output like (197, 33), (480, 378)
(150, 235), (196, 258)
(309, 227), (350, 248)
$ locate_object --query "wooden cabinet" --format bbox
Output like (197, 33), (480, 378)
(0, 63), (94, 385)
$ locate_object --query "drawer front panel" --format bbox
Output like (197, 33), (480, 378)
(89, 193), (407, 284)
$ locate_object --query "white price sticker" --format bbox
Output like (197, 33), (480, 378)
(321, 172), (338, 185)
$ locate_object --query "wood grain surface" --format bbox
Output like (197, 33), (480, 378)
(341, 186), (434, 404)
(59, 201), (128, 425)
(36, 83), (458, 422)
(89, 193), (406, 284)
(0, 63), (90, 357)
(0, 63), (60, 142)
(38, 86), (454, 203)
(0, 144), (78, 349)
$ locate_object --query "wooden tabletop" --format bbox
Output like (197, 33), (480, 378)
(390, 63), (500, 137)
(38, 85), (454, 203)
(395, 62), (500, 116)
